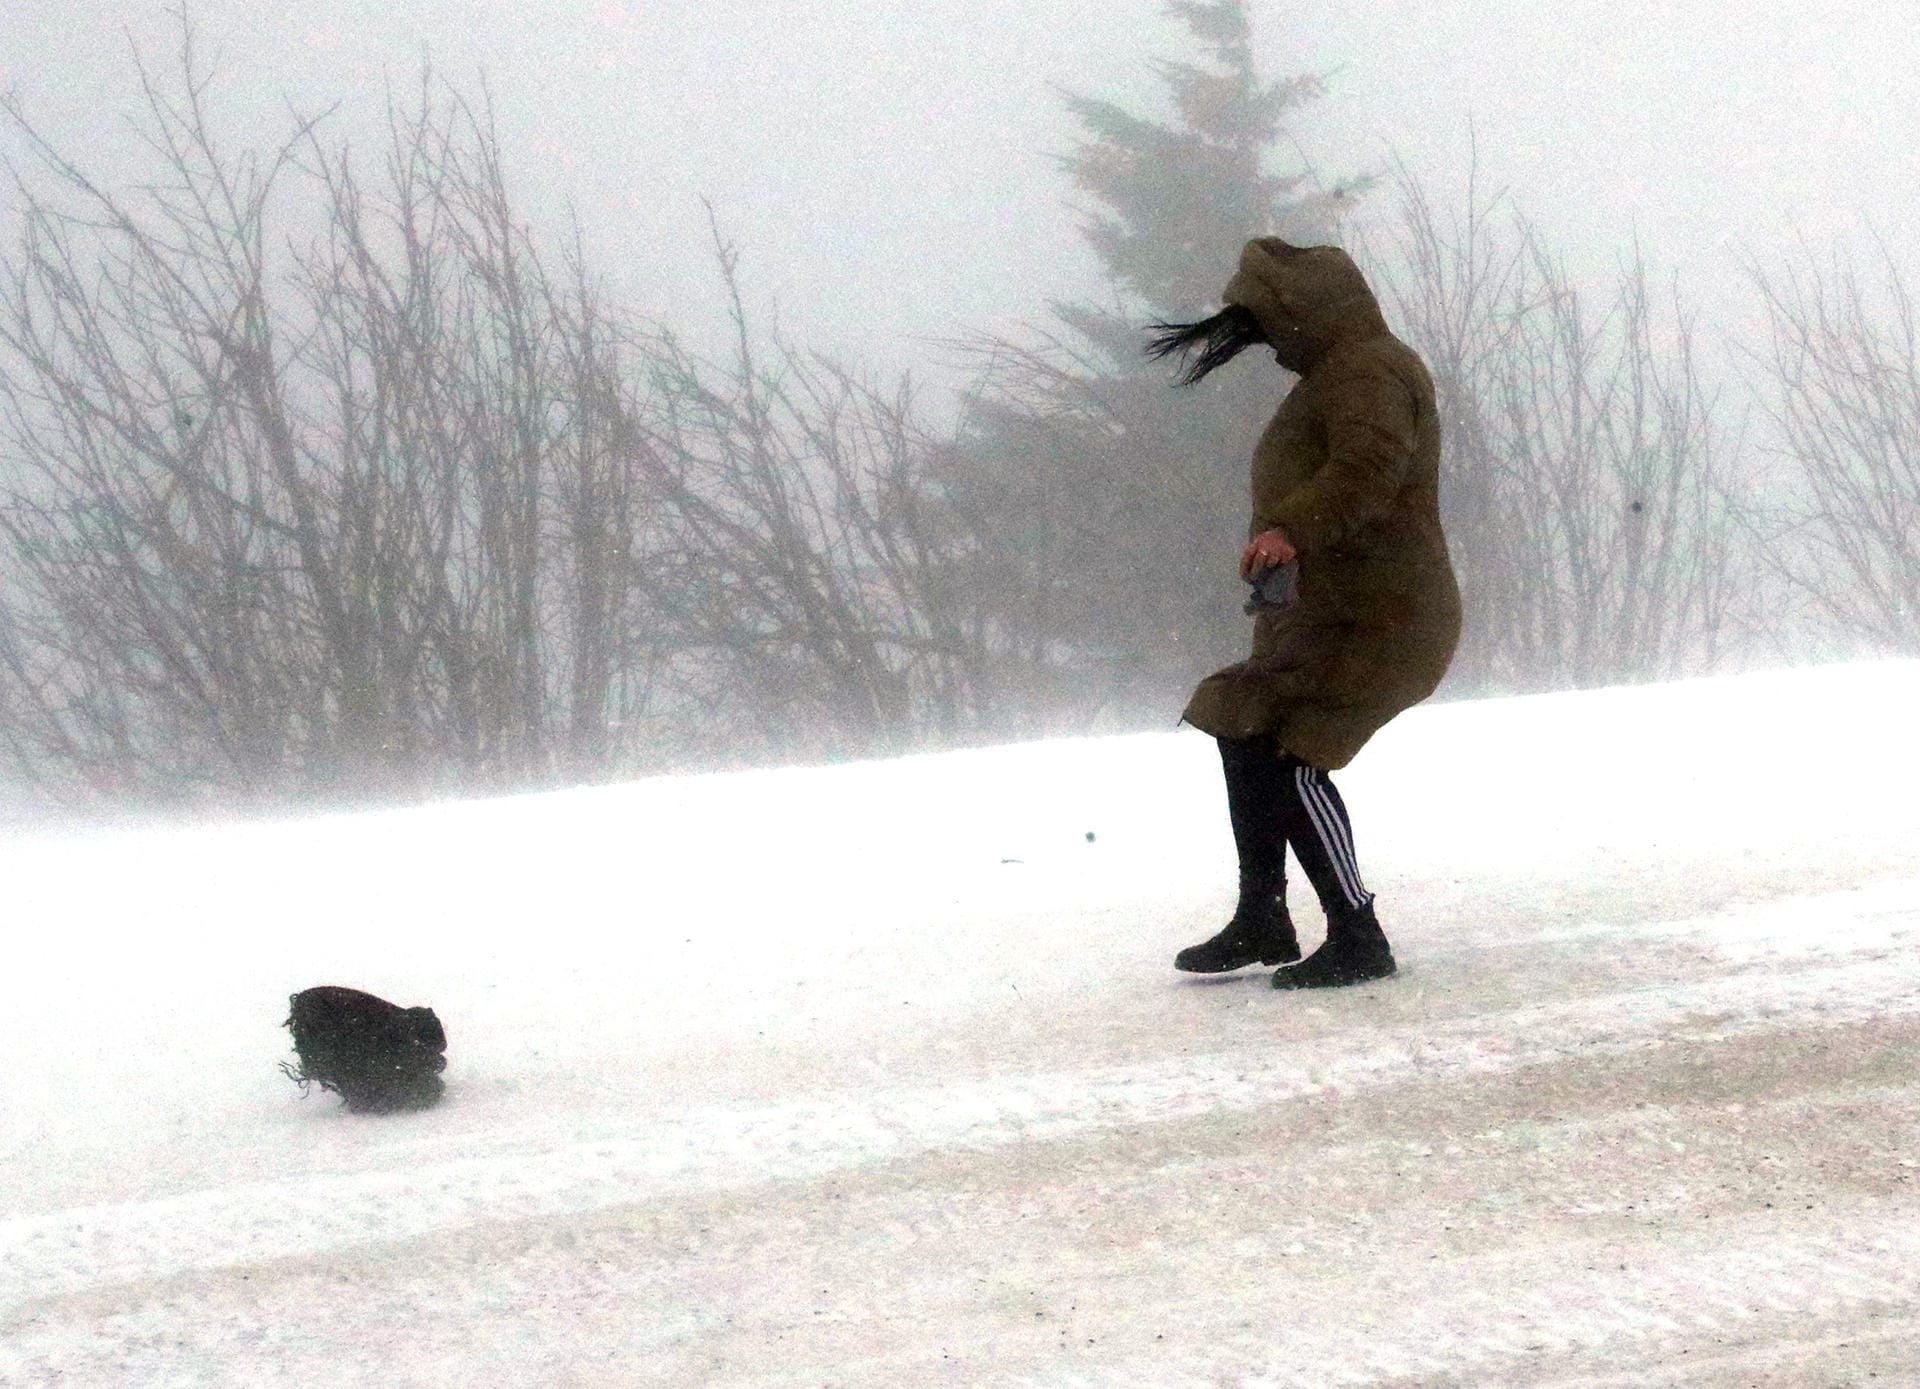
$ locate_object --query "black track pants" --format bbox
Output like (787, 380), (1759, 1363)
(1218, 736), (1374, 920)
(1217, 735), (1288, 901)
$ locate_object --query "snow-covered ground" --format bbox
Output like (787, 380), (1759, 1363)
(4, 661), (1918, 1387)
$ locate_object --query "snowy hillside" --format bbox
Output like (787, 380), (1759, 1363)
(4, 661), (1919, 1387)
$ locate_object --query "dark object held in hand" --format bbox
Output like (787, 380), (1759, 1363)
(282, 985), (448, 1113)
(1244, 560), (1299, 614)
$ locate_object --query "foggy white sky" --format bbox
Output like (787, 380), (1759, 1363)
(4, 1), (1916, 379)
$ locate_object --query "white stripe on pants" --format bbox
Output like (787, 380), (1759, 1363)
(1294, 764), (1371, 911)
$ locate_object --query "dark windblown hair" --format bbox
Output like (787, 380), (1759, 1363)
(1144, 304), (1267, 386)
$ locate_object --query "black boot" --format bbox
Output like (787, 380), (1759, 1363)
(1270, 901), (1397, 989)
(1176, 896), (1302, 973)
(1177, 736), (1301, 974)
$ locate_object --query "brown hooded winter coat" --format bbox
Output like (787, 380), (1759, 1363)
(1181, 239), (1461, 769)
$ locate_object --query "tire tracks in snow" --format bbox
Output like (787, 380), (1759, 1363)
(1010, 1222), (1920, 1389)
(3, 880), (1917, 1328)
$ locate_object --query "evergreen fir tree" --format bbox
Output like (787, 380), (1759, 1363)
(949, 0), (1370, 729)
(1056, 0), (1358, 349)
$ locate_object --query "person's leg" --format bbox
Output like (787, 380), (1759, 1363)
(1174, 735), (1301, 973)
(1269, 754), (1396, 988)
(1220, 734), (1290, 909)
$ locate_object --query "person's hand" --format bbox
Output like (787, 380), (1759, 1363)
(1240, 528), (1297, 580)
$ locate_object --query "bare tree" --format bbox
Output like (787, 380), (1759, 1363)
(1369, 161), (1752, 693)
(0, 20), (1009, 808)
(0, 28), (669, 803)
(0, 28), (334, 799)
(1746, 239), (1919, 654)
(625, 217), (1004, 765)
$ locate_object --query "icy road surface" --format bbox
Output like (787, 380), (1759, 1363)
(3, 661), (1918, 1387)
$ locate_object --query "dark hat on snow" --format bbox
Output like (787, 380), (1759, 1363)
(282, 985), (447, 1113)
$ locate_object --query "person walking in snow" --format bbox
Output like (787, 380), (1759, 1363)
(1149, 238), (1461, 988)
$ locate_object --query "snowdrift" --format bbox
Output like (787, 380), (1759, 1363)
(4, 661), (1918, 1386)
